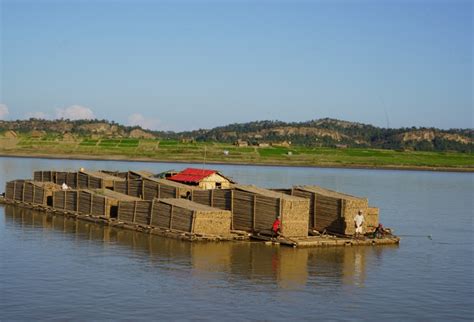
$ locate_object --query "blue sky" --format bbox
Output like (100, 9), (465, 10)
(0, 0), (472, 131)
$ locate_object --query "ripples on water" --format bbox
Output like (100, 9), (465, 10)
(0, 157), (472, 321)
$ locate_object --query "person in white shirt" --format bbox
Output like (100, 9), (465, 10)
(61, 182), (69, 190)
(354, 210), (365, 238)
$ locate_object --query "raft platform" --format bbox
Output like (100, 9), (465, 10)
(0, 197), (399, 247)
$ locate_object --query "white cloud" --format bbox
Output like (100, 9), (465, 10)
(127, 113), (161, 130)
(26, 111), (49, 119)
(56, 105), (95, 120)
(0, 104), (9, 120)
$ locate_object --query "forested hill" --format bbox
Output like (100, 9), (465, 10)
(0, 118), (472, 152)
(183, 118), (473, 152)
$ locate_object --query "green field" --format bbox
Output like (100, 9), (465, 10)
(1, 136), (472, 171)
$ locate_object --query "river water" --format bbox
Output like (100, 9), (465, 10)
(0, 157), (472, 321)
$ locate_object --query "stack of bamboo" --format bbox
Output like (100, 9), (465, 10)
(5, 180), (60, 205)
(117, 200), (152, 225)
(51, 189), (135, 218)
(116, 198), (231, 236)
(231, 185), (309, 237)
(291, 185), (378, 235)
(34, 171), (78, 188)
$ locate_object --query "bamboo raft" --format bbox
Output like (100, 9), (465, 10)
(2, 169), (400, 247)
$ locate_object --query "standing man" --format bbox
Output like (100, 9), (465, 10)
(354, 210), (365, 238)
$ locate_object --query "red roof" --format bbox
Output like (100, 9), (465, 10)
(168, 168), (217, 183)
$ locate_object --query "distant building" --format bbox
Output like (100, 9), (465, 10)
(168, 168), (234, 189)
(257, 142), (270, 147)
(272, 141), (291, 148)
(234, 140), (248, 147)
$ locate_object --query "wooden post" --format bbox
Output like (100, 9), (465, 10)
(175, 187), (178, 198)
(169, 204), (174, 229)
(210, 190), (214, 207)
(141, 180), (145, 199)
(76, 172), (79, 189)
(41, 171), (44, 182)
(253, 195), (257, 230)
(76, 190), (79, 212)
(32, 184), (36, 204)
(13, 181), (17, 201)
(191, 210), (196, 233)
(127, 177), (130, 195)
(87, 175), (90, 189)
(158, 183), (161, 199)
(117, 201), (121, 220)
(22, 182), (26, 202)
(90, 193), (93, 215)
(133, 201), (137, 223)
(149, 199), (155, 225)
(340, 199), (345, 218)
(63, 190), (66, 209)
(230, 190), (234, 230)
(191, 190), (194, 202)
(279, 197), (283, 218)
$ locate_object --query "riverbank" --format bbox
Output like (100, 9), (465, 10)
(0, 150), (472, 173)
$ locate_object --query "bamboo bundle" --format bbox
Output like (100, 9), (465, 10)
(159, 199), (231, 235)
(78, 190), (92, 214)
(191, 190), (212, 206)
(211, 189), (232, 210)
(292, 185), (372, 235)
(13, 180), (25, 201)
(112, 181), (127, 195)
(127, 179), (143, 198)
(117, 201), (135, 222)
(151, 202), (171, 228)
(117, 200), (152, 224)
(231, 190), (254, 231)
(142, 177), (195, 200)
(5, 181), (15, 200)
(91, 195), (106, 217)
(233, 185), (309, 237)
(53, 190), (65, 209)
(254, 195), (279, 231)
(168, 204), (193, 232)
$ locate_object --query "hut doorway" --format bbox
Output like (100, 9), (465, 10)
(110, 205), (118, 219)
(47, 196), (53, 207)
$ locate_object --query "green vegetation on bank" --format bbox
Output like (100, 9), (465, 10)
(0, 134), (472, 171)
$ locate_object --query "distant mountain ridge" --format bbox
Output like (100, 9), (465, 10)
(0, 118), (472, 152)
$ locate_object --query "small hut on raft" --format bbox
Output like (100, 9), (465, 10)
(116, 198), (232, 236)
(168, 168), (234, 189)
(290, 185), (379, 235)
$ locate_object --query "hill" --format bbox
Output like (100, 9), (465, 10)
(0, 118), (472, 153)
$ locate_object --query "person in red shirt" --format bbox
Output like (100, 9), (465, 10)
(272, 216), (281, 238)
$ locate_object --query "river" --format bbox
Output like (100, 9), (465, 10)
(0, 157), (472, 321)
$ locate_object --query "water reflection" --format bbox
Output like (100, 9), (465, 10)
(3, 205), (397, 289)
